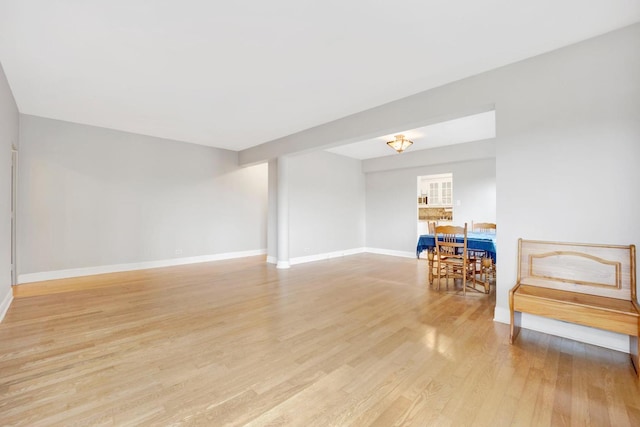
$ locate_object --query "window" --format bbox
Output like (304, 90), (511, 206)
(441, 181), (452, 205)
(429, 182), (440, 205)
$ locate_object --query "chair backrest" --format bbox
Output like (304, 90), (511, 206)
(435, 223), (468, 259)
(428, 221), (436, 234)
(472, 222), (496, 233)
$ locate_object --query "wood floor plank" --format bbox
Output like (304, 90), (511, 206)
(1, 254), (639, 426)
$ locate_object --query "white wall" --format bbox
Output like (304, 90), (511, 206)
(366, 156), (496, 255)
(0, 62), (18, 320)
(18, 115), (268, 280)
(288, 150), (365, 261)
(453, 160), (496, 226)
(238, 24), (640, 351)
(492, 22), (640, 350)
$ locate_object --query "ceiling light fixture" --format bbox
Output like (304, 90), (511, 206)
(386, 134), (413, 153)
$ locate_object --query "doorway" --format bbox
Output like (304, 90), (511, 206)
(417, 173), (453, 237)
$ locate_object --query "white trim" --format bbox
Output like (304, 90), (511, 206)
(0, 290), (13, 322)
(287, 247), (417, 266)
(17, 247), (417, 282)
(289, 247), (366, 266)
(493, 306), (629, 354)
(364, 247), (416, 259)
(276, 261), (290, 269)
(17, 249), (267, 284)
(11, 148), (17, 287)
(493, 306), (511, 324)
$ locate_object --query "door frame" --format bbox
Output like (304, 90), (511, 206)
(11, 145), (17, 286)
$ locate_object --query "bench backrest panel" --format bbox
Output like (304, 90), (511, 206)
(518, 239), (636, 301)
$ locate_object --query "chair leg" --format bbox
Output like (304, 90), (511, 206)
(462, 264), (466, 296)
(445, 262), (449, 290)
(481, 257), (493, 293)
(444, 265), (449, 290)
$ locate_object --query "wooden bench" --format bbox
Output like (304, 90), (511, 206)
(509, 239), (639, 378)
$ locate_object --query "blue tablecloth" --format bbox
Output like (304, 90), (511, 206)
(416, 232), (497, 262)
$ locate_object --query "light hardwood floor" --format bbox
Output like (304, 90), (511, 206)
(1, 254), (639, 426)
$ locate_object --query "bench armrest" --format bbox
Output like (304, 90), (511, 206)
(509, 282), (522, 343)
(509, 282), (521, 295)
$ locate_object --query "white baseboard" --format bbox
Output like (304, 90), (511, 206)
(364, 247), (416, 259)
(276, 261), (290, 269)
(493, 306), (629, 354)
(0, 289), (13, 323)
(493, 306), (511, 324)
(17, 246), (410, 282)
(286, 247), (417, 266)
(17, 249), (267, 284)
(289, 247), (365, 266)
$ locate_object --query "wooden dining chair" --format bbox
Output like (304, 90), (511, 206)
(471, 222), (497, 287)
(426, 221), (439, 282)
(472, 222), (496, 233)
(428, 221), (436, 234)
(434, 223), (476, 295)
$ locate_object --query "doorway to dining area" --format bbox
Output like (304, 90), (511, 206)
(416, 165), (496, 238)
(417, 173), (453, 237)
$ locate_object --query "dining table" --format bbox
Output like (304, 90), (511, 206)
(416, 231), (497, 292)
(416, 232), (497, 261)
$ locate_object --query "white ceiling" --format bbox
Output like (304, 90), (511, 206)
(327, 110), (496, 160)
(0, 1), (638, 151)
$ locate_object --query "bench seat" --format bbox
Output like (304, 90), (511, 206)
(511, 284), (639, 336)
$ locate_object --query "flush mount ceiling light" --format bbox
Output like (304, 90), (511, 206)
(386, 134), (413, 153)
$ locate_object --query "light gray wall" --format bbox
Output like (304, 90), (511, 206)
(493, 21), (640, 345)
(288, 151), (365, 258)
(18, 115), (268, 275)
(454, 159), (496, 227)
(237, 24), (640, 350)
(366, 156), (496, 253)
(0, 62), (18, 316)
